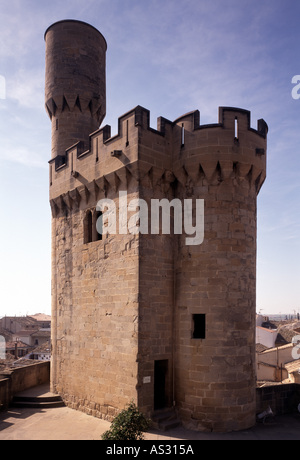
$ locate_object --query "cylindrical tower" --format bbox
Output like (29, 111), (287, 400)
(45, 20), (107, 158)
(173, 107), (267, 432)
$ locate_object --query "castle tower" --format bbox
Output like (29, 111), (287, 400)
(46, 20), (267, 433)
(171, 109), (267, 432)
(45, 20), (107, 158)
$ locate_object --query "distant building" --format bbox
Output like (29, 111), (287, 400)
(12, 330), (50, 348)
(5, 340), (32, 359)
(256, 326), (278, 349)
(28, 341), (51, 362)
(0, 314), (51, 352)
(28, 314), (51, 330)
(0, 314), (51, 334)
(285, 359), (300, 383)
(256, 314), (269, 326)
(256, 343), (296, 382)
(0, 316), (38, 334)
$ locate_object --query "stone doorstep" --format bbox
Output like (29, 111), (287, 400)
(151, 408), (181, 431)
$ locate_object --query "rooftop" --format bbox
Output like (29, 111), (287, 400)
(28, 314), (51, 322)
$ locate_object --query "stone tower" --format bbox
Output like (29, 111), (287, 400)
(45, 20), (106, 159)
(46, 20), (267, 432)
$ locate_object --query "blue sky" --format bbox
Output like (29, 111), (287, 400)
(0, 0), (299, 317)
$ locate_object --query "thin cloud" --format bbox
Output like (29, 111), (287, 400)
(0, 145), (47, 169)
(7, 68), (45, 110)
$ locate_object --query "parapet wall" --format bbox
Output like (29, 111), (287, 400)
(49, 105), (267, 216)
(256, 384), (300, 415)
(0, 362), (50, 410)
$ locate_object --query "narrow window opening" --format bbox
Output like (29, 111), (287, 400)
(126, 120), (129, 147)
(234, 117), (239, 140)
(96, 138), (99, 162)
(56, 119), (59, 131)
(95, 210), (103, 241)
(181, 123), (185, 147)
(86, 210), (93, 244)
(84, 209), (103, 244)
(192, 314), (206, 339)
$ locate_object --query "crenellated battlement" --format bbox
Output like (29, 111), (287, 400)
(49, 105), (267, 215)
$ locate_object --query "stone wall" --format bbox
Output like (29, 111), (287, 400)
(51, 192), (140, 420)
(134, 107), (267, 431)
(50, 108), (142, 421)
(0, 362), (50, 409)
(256, 384), (300, 415)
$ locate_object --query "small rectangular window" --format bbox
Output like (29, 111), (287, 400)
(192, 314), (206, 339)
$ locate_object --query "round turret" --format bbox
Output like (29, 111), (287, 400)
(45, 20), (107, 158)
(172, 107), (267, 431)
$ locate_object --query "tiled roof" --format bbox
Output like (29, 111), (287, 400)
(30, 330), (51, 337)
(5, 341), (32, 349)
(256, 343), (269, 353)
(31, 341), (51, 354)
(28, 314), (51, 322)
(285, 359), (300, 373)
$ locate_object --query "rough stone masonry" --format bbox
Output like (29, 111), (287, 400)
(45, 19), (267, 432)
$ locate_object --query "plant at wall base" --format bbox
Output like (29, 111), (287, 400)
(101, 401), (151, 440)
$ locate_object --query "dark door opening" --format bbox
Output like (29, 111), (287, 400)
(154, 360), (168, 410)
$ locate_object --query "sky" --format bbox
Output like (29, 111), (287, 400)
(0, 0), (299, 317)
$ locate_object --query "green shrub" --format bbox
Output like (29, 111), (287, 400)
(102, 401), (151, 440)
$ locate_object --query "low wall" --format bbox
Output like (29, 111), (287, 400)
(0, 362), (50, 410)
(0, 378), (10, 410)
(256, 383), (300, 415)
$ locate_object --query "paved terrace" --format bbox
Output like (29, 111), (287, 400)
(0, 385), (299, 441)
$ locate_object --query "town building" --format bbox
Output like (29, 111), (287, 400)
(0, 314), (51, 356)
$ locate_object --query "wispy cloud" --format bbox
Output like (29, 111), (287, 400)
(7, 68), (45, 110)
(0, 143), (47, 169)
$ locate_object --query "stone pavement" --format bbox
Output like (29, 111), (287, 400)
(0, 385), (299, 440)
